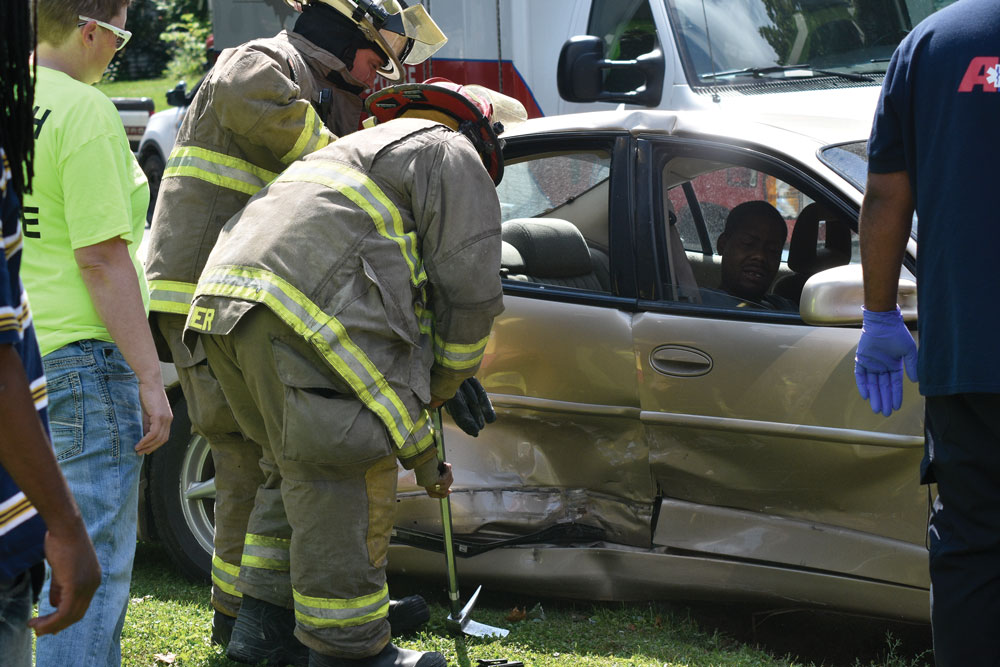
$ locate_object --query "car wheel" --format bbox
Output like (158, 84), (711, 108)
(148, 395), (215, 582)
(140, 150), (165, 223)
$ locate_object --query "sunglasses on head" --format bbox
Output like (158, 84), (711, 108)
(77, 15), (132, 51)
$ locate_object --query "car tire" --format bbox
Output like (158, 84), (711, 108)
(139, 150), (165, 223)
(148, 395), (215, 582)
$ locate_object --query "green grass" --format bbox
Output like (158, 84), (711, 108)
(95, 76), (180, 113)
(117, 541), (932, 667)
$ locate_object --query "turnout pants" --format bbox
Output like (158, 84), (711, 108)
(201, 306), (396, 659)
(155, 313), (254, 619)
(924, 393), (1000, 667)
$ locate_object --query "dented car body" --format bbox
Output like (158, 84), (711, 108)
(387, 109), (928, 623)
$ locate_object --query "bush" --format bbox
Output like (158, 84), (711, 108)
(159, 11), (212, 80)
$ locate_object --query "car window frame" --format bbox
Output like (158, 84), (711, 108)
(498, 132), (640, 309)
(634, 135), (860, 322)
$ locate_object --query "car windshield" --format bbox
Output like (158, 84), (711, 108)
(665, 0), (956, 84)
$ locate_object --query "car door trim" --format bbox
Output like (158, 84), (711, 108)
(640, 410), (923, 448)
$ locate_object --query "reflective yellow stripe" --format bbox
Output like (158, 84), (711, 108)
(241, 533), (290, 572)
(293, 583), (389, 629)
(415, 302), (433, 335)
(280, 106), (333, 164)
(433, 332), (489, 370)
(212, 553), (242, 598)
(149, 279), (197, 315)
(163, 146), (278, 196)
(275, 160), (426, 287)
(195, 266), (433, 452)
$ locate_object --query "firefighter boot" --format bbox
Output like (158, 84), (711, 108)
(387, 595), (429, 636)
(308, 643), (447, 667)
(211, 610), (236, 646)
(227, 595), (309, 667)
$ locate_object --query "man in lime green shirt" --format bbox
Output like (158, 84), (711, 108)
(22, 1), (172, 664)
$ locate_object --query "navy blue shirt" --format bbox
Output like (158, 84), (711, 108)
(868, 0), (1000, 396)
(0, 148), (49, 579)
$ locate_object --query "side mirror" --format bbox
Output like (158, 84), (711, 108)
(800, 264), (917, 326)
(557, 36), (664, 107)
(165, 81), (188, 107)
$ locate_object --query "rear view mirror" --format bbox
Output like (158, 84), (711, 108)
(557, 36), (664, 107)
(800, 264), (917, 325)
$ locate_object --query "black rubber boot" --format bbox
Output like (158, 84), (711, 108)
(226, 595), (309, 667)
(211, 610), (236, 646)
(308, 643), (447, 667)
(387, 595), (430, 636)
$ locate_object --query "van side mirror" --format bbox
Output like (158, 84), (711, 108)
(800, 264), (917, 326)
(557, 35), (664, 107)
(165, 81), (188, 107)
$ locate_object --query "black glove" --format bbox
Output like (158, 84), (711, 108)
(444, 378), (496, 437)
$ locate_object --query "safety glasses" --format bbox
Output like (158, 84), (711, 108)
(77, 15), (132, 51)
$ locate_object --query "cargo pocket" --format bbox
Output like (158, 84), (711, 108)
(45, 371), (85, 461)
(274, 338), (392, 467)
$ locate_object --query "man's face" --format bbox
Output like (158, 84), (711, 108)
(350, 47), (387, 89)
(717, 214), (786, 301)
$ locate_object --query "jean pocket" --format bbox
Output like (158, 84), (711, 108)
(100, 346), (136, 380)
(45, 371), (84, 461)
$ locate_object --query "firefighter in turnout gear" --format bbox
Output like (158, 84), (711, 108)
(143, 0), (446, 652)
(182, 79), (525, 667)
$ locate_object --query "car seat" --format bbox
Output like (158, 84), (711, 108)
(500, 218), (610, 292)
(772, 202), (851, 303)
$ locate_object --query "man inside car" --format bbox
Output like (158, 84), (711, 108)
(701, 200), (795, 310)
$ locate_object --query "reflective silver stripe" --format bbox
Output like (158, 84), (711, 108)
(195, 266), (434, 453)
(148, 279), (196, 315)
(280, 106), (332, 164)
(163, 146), (278, 196)
(293, 583), (389, 629)
(433, 332), (489, 371)
(275, 160), (426, 287)
(241, 533), (290, 572)
(212, 553), (242, 598)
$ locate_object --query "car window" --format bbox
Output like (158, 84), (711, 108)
(660, 156), (857, 311)
(496, 150), (613, 294)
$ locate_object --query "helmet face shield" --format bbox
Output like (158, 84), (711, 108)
(296, 0), (447, 81)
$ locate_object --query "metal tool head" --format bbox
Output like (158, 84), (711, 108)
(445, 585), (509, 638)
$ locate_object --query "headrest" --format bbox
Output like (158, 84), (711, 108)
(500, 241), (526, 274)
(787, 203), (851, 273)
(501, 218), (593, 279)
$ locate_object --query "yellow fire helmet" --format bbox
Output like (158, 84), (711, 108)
(286, 0), (447, 81)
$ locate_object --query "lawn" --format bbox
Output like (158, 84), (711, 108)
(96, 75), (185, 112)
(117, 541), (933, 667)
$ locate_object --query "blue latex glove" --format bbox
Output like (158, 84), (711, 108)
(854, 307), (918, 417)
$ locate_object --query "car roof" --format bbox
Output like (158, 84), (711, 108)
(501, 108), (870, 201)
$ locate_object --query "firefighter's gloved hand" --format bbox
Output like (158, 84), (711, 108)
(854, 307), (917, 417)
(414, 455), (451, 499)
(445, 378), (496, 437)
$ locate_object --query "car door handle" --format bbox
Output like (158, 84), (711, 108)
(650, 345), (713, 377)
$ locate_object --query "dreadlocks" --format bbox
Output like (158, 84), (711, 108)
(0, 0), (37, 196)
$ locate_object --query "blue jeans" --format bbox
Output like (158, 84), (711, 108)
(0, 571), (33, 667)
(35, 340), (143, 667)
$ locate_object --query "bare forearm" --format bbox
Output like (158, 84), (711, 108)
(859, 171), (914, 312)
(0, 346), (83, 535)
(75, 240), (162, 386)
